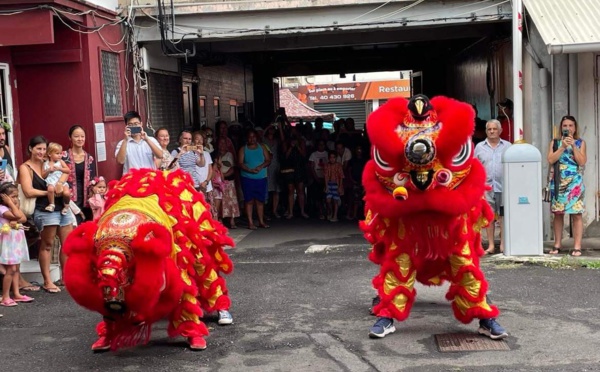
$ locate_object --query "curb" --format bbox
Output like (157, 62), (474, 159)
(482, 253), (600, 264)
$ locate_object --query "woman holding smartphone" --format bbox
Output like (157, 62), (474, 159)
(547, 115), (587, 256)
(171, 130), (205, 189)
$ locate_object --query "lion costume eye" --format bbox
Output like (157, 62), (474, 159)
(452, 141), (472, 167)
(374, 147), (394, 172)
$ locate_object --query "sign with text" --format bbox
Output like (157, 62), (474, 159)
(296, 80), (411, 103)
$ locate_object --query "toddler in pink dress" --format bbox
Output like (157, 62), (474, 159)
(87, 176), (107, 221)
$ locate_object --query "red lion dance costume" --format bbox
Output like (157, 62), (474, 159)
(361, 95), (508, 340)
(63, 169), (234, 351)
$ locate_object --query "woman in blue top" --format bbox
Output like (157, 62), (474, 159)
(238, 129), (271, 230)
(547, 115), (587, 256)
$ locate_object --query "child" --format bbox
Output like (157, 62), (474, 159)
(88, 176), (107, 221)
(0, 182), (34, 307)
(211, 162), (224, 222)
(323, 151), (344, 222)
(43, 142), (71, 215)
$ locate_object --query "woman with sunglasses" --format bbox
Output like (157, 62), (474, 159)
(547, 115), (587, 256)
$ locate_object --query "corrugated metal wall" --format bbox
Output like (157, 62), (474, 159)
(314, 101), (367, 128)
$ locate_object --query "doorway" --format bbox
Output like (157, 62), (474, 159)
(0, 63), (16, 175)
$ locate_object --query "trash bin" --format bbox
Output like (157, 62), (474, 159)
(502, 143), (543, 256)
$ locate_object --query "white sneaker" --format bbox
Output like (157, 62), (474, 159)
(218, 310), (233, 325)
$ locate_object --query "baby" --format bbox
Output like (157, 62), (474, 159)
(42, 142), (71, 215)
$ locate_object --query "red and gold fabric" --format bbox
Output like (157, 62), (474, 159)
(361, 95), (499, 325)
(63, 169), (234, 350)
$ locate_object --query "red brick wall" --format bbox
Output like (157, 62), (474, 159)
(196, 59), (253, 130)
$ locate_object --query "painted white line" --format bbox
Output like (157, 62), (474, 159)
(305, 244), (330, 253)
(305, 244), (349, 254)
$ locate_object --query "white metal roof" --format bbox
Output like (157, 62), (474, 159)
(524, 0), (600, 54)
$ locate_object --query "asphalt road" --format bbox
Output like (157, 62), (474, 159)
(1, 219), (599, 371)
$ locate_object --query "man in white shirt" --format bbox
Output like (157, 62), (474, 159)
(115, 111), (163, 175)
(474, 119), (512, 254)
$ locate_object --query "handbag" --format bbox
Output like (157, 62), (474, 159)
(18, 164), (36, 217)
(543, 139), (560, 203)
(18, 184), (35, 217)
(542, 171), (552, 203)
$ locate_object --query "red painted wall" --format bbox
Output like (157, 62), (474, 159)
(8, 5), (128, 182)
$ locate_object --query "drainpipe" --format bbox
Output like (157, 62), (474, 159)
(568, 54), (578, 118)
(539, 67), (551, 240)
(512, 0), (523, 142)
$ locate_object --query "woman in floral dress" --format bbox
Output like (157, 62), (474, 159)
(216, 137), (240, 228)
(547, 115), (587, 256)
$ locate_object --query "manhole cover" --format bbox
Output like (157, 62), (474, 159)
(435, 333), (510, 352)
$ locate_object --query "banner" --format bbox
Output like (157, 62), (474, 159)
(296, 80), (411, 103)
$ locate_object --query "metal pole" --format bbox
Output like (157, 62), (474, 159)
(512, 0), (523, 142)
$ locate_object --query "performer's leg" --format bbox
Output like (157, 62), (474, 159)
(369, 252), (416, 338)
(195, 261), (233, 326)
(168, 288), (210, 350)
(91, 320), (111, 352)
(446, 241), (507, 339)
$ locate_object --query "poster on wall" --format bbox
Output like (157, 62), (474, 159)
(96, 142), (107, 162)
(94, 122), (106, 142)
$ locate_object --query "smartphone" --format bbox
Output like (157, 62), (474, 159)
(562, 129), (569, 137)
(187, 145), (198, 151)
(129, 126), (142, 134)
(0, 159), (7, 172)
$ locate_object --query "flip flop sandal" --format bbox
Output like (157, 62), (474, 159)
(42, 286), (61, 294)
(14, 295), (34, 303)
(571, 250), (582, 257)
(0, 299), (18, 307)
(20, 285), (41, 292)
(549, 248), (561, 255)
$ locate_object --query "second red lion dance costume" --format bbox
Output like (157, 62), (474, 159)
(63, 169), (234, 351)
(361, 95), (508, 340)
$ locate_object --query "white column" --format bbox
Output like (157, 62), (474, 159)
(513, 0), (523, 142)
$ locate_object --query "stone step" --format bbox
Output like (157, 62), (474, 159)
(19, 260), (61, 284)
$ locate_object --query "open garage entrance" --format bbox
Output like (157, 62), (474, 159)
(132, 0), (513, 133)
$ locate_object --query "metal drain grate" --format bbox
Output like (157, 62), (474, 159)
(435, 333), (510, 352)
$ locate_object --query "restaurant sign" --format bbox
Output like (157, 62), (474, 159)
(296, 80), (411, 103)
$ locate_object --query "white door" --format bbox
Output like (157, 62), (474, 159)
(0, 63), (16, 177)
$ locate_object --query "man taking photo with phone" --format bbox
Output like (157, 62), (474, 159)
(115, 111), (163, 175)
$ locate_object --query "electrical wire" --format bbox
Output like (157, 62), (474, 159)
(354, 0), (426, 24)
(339, 1), (393, 24)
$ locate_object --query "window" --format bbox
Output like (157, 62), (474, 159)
(100, 51), (123, 117)
(229, 99), (237, 122)
(213, 97), (220, 117)
(199, 96), (206, 118)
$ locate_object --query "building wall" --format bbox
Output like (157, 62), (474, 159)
(9, 9), (127, 182)
(197, 60), (253, 129)
(446, 41), (492, 120)
(87, 0), (119, 11)
(577, 53), (598, 229)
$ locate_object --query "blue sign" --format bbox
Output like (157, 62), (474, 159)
(518, 196), (530, 204)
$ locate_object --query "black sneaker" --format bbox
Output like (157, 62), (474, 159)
(369, 295), (381, 315)
(368, 317), (396, 338)
(478, 318), (508, 340)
